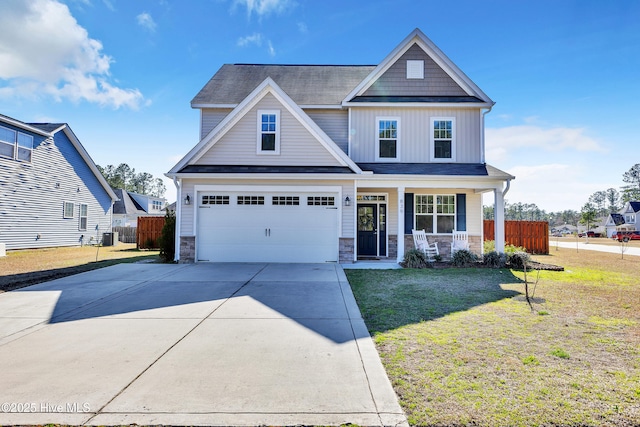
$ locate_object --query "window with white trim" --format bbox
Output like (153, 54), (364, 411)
(202, 195), (229, 205)
(63, 201), (74, 219)
(415, 194), (455, 233)
(307, 196), (335, 206)
(79, 204), (88, 231)
(272, 196), (300, 206)
(406, 60), (424, 79)
(257, 110), (280, 154)
(0, 125), (33, 162)
(430, 118), (455, 161)
(237, 196), (265, 205)
(376, 117), (399, 160)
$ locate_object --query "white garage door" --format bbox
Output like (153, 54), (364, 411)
(196, 191), (339, 262)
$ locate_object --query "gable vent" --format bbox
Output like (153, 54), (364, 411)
(406, 60), (424, 79)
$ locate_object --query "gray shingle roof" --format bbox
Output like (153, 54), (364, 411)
(113, 189), (147, 215)
(191, 64), (376, 106)
(178, 165), (354, 174)
(357, 162), (514, 178)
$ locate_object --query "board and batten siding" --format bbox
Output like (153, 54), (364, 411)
(200, 108), (233, 139)
(305, 110), (349, 154)
(0, 128), (113, 250)
(179, 178), (355, 239)
(349, 107), (481, 163)
(194, 94), (342, 167)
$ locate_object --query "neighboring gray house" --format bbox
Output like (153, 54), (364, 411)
(167, 29), (514, 263)
(604, 201), (640, 237)
(112, 189), (166, 227)
(0, 113), (117, 250)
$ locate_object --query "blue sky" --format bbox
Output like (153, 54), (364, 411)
(1, 0), (639, 211)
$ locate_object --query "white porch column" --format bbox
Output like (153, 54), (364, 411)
(397, 186), (405, 263)
(494, 188), (505, 253)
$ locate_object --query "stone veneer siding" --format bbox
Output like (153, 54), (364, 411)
(339, 238), (354, 263)
(180, 236), (196, 263)
(404, 234), (482, 260)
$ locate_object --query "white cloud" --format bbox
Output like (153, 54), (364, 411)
(233, 0), (294, 18)
(136, 12), (157, 32)
(267, 40), (275, 56)
(0, 0), (144, 109)
(486, 125), (605, 163)
(297, 21), (307, 33)
(237, 33), (263, 47)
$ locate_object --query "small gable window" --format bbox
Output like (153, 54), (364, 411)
(430, 117), (456, 162)
(406, 60), (424, 79)
(376, 117), (400, 161)
(257, 110), (280, 154)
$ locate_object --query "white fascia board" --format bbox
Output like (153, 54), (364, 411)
(166, 172), (358, 181)
(0, 116), (53, 137)
(58, 126), (119, 202)
(342, 102), (493, 109)
(191, 103), (238, 109)
(342, 28), (493, 104)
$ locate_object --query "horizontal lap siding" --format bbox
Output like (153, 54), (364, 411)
(0, 130), (113, 250)
(200, 109), (233, 139)
(350, 107), (481, 163)
(195, 94), (341, 166)
(306, 110), (349, 154)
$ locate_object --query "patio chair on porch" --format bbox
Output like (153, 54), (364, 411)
(451, 229), (470, 255)
(412, 229), (439, 262)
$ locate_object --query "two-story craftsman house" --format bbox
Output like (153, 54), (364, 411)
(167, 29), (514, 263)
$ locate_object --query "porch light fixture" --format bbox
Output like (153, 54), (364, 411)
(344, 196), (351, 206)
(184, 194), (191, 205)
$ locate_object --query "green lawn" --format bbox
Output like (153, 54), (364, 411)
(346, 249), (640, 427)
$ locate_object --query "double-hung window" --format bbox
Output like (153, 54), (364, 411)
(415, 194), (456, 233)
(257, 110), (280, 154)
(377, 117), (399, 160)
(0, 125), (33, 162)
(79, 204), (88, 231)
(431, 118), (455, 161)
(63, 201), (74, 219)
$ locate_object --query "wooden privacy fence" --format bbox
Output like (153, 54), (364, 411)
(484, 220), (549, 254)
(137, 216), (165, 249)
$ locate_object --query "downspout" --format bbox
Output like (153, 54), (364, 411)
(481, 103), (494, 164)
(503, 178), (511, 197)
(173, 177), (181, 262)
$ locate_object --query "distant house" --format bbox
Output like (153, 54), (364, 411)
(112, 189), (167, 227)
(604, 201), (640, 237)
(0, 113), (118, 250)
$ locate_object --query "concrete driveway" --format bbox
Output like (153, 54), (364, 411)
(0, 263), (406, 426)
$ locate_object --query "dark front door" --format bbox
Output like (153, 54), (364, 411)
(357, 204), (377, 256)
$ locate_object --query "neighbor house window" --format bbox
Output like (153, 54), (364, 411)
(376, 117), (399, 160)
(152, 200), (163, 210)
(431, 118), (455, 161)
(415, 194), (455, 233)
(0, 125), (34, 162)
(257, 110), (280, 154)
(63, 201), (74, 218)
(79, 204), (88, 231)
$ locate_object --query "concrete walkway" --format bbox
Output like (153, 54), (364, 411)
(0, 263), (406, 426)
(553, 241), (640, 257)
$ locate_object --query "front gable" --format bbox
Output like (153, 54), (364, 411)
(169, 78), (361, 175)
(362, 43), (468, 98)
(343, 28), (493, 105)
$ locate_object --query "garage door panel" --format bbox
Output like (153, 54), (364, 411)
(196, 192), (339, 263)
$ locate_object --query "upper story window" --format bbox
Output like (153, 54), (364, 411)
(257, 110), (280, 154)
(625, 213), (636, 224)
(376, 117), (400, 161)
(406, 60), (424, 79)
(430, 118), (455, 162)
(0, 125), (33, 162)
(152, 200), (163, 211)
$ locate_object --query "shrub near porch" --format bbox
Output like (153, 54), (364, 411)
(346, 249), (639, 427)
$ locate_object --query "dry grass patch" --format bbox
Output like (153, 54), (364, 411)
(347, 248), (640, 427)
(0, 244), (159, 292)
